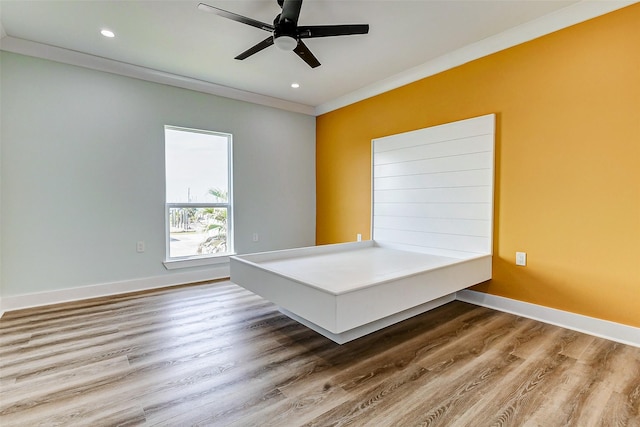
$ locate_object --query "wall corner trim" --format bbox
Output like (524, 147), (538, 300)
(456, 290), (640, 348)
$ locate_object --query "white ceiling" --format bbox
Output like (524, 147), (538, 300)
(0, 1), (634, 115)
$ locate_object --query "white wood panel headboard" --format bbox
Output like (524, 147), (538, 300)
(372, 114), (495, 258)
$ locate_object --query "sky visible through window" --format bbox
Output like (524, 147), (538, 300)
(165, 128), (229, 203)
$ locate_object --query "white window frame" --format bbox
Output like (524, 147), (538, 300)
(163, 126), (234, 269)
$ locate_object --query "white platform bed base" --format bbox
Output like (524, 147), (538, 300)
(231, 114), (496, 344)
(230, 241), (491, 344)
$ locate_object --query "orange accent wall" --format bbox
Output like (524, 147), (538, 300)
(316, 4), (640, 327)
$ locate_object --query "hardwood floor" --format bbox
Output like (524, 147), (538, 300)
(1, 281), (639, 426)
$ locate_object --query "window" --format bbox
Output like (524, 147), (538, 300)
(165, 126), (232, 262)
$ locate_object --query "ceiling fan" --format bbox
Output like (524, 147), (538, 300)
(197, 0), (369, 68)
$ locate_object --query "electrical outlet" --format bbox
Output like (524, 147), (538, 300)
(357, 233), (362, 242)
(252, 233), (259, 242)
(136, 241), (145, 253)
(516, 252), (527, 266)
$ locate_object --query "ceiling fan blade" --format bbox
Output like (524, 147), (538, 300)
(198, 3), (274, 32)
(293, 40), (320, 68)
(235, 36), (275, 60)
(280, 0), (303, 25)
(298, 24), (369, 38)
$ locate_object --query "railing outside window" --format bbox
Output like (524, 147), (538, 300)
(168, 204), (230, 258)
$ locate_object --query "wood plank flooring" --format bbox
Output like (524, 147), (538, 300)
(1, 280), (639, 426)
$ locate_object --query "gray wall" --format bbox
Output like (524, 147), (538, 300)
(0, 51), (316, 300)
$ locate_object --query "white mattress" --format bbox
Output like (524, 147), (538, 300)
(257, 246), (460, 294)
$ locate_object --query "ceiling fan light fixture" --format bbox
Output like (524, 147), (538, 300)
(274, 35), (297, 51)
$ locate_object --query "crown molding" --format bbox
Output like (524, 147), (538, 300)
(1, 1), (635, 117)
(0, 36), (316, 116)
(315, 0), (637, 116)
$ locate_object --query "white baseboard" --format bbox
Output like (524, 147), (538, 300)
(4, 278), (637, 350)
(457, 290), (640, 348)
(0, 264), (229, 316)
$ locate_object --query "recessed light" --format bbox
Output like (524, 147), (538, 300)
(100, 29), (115, 38)
(291, 83), (300, 89)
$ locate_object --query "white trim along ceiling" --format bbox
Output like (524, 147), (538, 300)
(0, 1), (635, 116)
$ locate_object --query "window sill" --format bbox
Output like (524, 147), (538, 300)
(163, 254), (236, 270)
